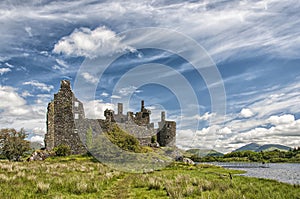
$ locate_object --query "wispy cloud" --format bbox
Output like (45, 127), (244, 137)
(21, 90), (33, 97)
(23, 80), (54, 92)
(1, 0), (298, 62)
(117, 86), (142, 96)
(24, 26), (32, 37)
(81, 72), (98, 84)
(0, 68), (11, 75)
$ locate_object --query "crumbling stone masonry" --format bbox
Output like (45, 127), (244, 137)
(45, 80), (86, 154)
(157, 112), (176, 146)
(45, 80), (176, 154)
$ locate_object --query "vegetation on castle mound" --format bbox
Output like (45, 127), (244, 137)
(0, 155), (299, 198)
(87, 124), (174, 173)
(104, 124), (152, 153)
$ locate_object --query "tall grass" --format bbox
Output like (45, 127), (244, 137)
(0, 156), (299, 198)
(0, 155), (122, 198)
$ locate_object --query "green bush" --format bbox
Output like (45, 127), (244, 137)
(151, 135), (157, 143)
(0, 128), (31, 161)
(53, 144), (71, 156)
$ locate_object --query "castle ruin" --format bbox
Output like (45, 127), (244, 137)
(45, 80), (176, 154)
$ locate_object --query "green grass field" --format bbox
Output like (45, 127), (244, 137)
(0, 155), (299, 199)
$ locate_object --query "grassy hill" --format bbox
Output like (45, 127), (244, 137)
(186, 149), (223, 158)
(233, 143), (261, 152)
(256, 144), (291, 152)
(234, 143), (291, 152)
(0, 155), (299, 198)
(104, 124), (152, 153)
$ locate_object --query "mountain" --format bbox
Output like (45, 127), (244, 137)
(234, 143), (261, 152)
(186, 149), (223, 158)
(234, 143), (291, 152)
(256, 144), (291, 152)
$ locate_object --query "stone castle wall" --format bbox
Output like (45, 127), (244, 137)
(45, 80), (176, 154)
(45, 80), (86, 154)
(45, 101), (54, 150)
(117, 121), (156, 146)
(157, 121), (176, 147)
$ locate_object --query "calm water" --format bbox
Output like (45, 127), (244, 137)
(209, 162), (300, 185)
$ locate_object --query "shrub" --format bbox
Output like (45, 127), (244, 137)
(151, 135), (157, 143)
(53, 144), (71, 156)
(0, 128), (31, 161)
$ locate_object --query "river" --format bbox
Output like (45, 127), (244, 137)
(208, 162), (300, 185)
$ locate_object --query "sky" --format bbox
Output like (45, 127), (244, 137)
(0, 0), (299, 153)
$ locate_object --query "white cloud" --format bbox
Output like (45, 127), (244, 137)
(53, 26), (135, 58)
(218, 127), (232, 135)
(30, 135), (44, 144)
(81, 72), (98, 84)
(101, 92), (109, 97)
(23, 80), (53, 92)
(0, 85), (47, 134)
(52, 65), (61, 71)
(111, 95), (121, 99)
(55, 59), (69, 68)
(21, 90), (33, 97)
(25, 26), (32, 37)
(0, 86), (26, 109)
(268, 114), (295, 125)
(193, 112), (216, 121)
(83, 100), (114, 119)
(0, 68), (11, 75)
(32, 127), (46, 135)
(118, 86), (142, 96)
(177, 81), (300, 152)
(5, 63), (14, 68)
(230, 116), (300, 147)
(35, 94), (51, 105)
(0, 0), (298, 62)
(177, 113), (300, 153)
(240, 108), (254, 118)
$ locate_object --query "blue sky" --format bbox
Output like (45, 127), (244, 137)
(0, 0), (299, 152)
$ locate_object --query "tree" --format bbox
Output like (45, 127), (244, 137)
(0, 128), (31, 161)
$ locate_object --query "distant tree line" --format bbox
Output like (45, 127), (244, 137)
(191, 148), (300, 163)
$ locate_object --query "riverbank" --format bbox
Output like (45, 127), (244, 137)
(0, 156), (299, 198)
(209, 162), (300, 185)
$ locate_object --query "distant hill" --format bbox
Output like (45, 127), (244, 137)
(234, 143), (260, 152)
(256, 144), (291, 152)
(186, 149), (223, 158)
(234, 143), (291, 152)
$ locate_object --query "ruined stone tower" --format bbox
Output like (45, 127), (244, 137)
(45, 80), (86, 154)
(157, 111), (176, 146)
